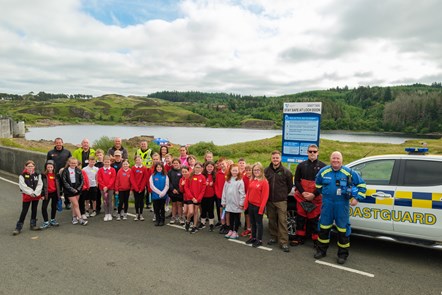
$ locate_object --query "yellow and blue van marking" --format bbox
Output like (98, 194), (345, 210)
(358, 189), (442, 210)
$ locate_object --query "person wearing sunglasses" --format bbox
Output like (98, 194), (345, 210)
(291, 144), (326, 247)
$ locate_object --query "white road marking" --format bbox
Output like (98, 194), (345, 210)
(0, 176), (18, 186)
(315, 260), (375, 278)
(228, 239), (273, 251)
(126, 213), (137, 217)
(167, 224), (185, 230)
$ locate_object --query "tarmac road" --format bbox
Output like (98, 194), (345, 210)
(0, 171), (441, 295)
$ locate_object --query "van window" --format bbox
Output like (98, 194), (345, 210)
(352, 160), (395, 185)
(403, 160), (442, 186)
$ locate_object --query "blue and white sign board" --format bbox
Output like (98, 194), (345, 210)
(282, 102), (322, 163)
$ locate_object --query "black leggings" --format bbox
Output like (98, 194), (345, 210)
(248, 204), (264, 241)
(201, 196), (215, 220)
(19, 200), (39, 223)
(41, 192), (58, 221)
(133, 190), (145, 214)
(153, 198), (166, 222)
(228, 212), (241, 232)
(118, 190), (130, 214)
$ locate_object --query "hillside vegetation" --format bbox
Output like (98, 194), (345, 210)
(1, 83), (441, 134)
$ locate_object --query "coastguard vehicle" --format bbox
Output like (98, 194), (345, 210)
(347, 148), (442, 249)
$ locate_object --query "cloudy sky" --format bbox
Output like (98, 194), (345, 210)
(1, 0), (441, 97)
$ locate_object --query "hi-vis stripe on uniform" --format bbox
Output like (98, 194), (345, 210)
(359, 189), (442, 210)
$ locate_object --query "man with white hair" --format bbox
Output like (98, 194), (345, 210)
(72, 138), (95, 168)
(314, 151), (366, 264)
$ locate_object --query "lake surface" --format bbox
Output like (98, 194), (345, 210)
(25, 125), (424, 146)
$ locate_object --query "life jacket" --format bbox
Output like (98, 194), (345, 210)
(136, 148), (153, 167)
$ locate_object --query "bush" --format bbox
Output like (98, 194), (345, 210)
(188, 141), (218, 156)
(93, 136), (114, 151)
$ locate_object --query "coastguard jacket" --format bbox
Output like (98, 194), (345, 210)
(315, 165), (366, 202)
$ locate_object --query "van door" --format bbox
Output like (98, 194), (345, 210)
(349, 159), (398, 233)
(393, 159), (442, 242)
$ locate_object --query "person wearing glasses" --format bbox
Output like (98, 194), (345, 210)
(291, 144), (326, 247)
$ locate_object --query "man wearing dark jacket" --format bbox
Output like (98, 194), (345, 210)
(264, 150), (293, 252)
(47, 137), (72, 209)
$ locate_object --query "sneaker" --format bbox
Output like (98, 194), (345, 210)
(246, 237), (256, 244)
(190, 227), (198, 234)
(72, 217), (78, 225)
(221, 226), (229, 234)
(79, 219), (88, 226)
(152, 216), (156, 222)
(150, 208), (154, 212)
(230, 231), (239, 239)
(12, 228), (21, 236)
(165, 206), (170, 212)
(122, 214), (127, 220)
(40, 221), (50, 229)
(185, 222), (190, 232)
(224, 230), (233, 238)
(134, 215), (139, 221)
(179, 217), (185, 225)
(66, 204), (71, 210)
(108, 214), (113, 221)
(209, 224), (214, 232)
(215, 221), (222, 227)
(139, 215), (145, 221)
(50, 219), (59, 227)
(169, 217), (175, 224)
(85, 212), (90, 218)
(281, 245), (290, 252)
(252, 240), (263, 248)
(198, 223), (205, 230)
(116, 215), (121, 221)
(90, 211), (97, 217)
(240, 229), (251, 237)
(81, 214), (88, 220)
(112, 210), (118, 218)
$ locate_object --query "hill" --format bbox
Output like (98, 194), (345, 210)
(1, 83), (441, 134)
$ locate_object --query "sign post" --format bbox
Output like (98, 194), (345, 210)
(281, 102), (322, 164)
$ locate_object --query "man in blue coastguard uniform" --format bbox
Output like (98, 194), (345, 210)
(314, 151), (366, 264)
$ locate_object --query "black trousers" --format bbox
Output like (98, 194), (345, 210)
(133, 190), (145, 214)
(201, 196), (215, 220)
(79, 190), (88, 215)
(19, 200), (39, 223)
(41, 192), (58, 221)
(153, 198), (166, 222)
(228, 212), (241, 232)
(248, 204), (264, 241)
(118, 190), (130, 214)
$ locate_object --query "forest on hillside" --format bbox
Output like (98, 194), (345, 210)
(1, 84), (441, 134)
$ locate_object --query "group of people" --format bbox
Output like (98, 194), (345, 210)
(12, 136), (366, 264)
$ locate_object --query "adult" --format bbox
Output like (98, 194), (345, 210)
(107, 137), (128, 160)
(72, 138), (95, 168)
(264, 150), (293, 252)
(47, 137), (72, 209)
(314, 151), (366, 264)
(135, 140), (153, 168)
(292, 144), (326, 246)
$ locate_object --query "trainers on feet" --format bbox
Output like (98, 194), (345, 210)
(139, 215), (145, 221)
(79, 219), (88, 226)
(134, 215), (139, 221)
(240, 229), (251, 237)
(122, 214), (127, 220)
(85, 212), (90, 218)
(81, 214), (88, 220)
(198, 223), (205, 229)
(116, 215), (121, 221)
(90, 211), (97, 217)
(169, 217), (175, 224)
(230, 231), (239, 239)
(252, 240), (263, 248)
(190, 227), (198, 234)
(246, 237), (257, 244)
(224, 230), (233, 238)
(185, 222), (190, 232)
(209, 224), (214, 232)
(72, 217), (78, 225)
(40, 221), (50, 229)
(50, 219), (59, 227)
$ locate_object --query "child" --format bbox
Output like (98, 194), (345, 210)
(179, 145), (189, 167)
(201, 161), (216, 231)
(184, 162), (206, 234)
(79, 160), (90, 220)
(243, 162), (269, 248)
(115, 159), (131, 221)
(83, 156), (99, 217)
(204, 150), (214, 163)
(241, 164), (253, 237)
(40, 160), (61, 229)
(214, 158), (227, 232)
(221, 164), (245, 239)
(187, 155), (196, 172)
(168, 158), (184, 224)
(13, 160), (43, 235)
(150, 162), (169, 226)
(97, 156), (116, 222)
(131, 155), (148, 221)
(111, 150), (123, 217)
(163, 153), (173, 214)
(179, 166), (191, 229)
(94, 149), (105, 215)
(61, 158), (88, 225)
